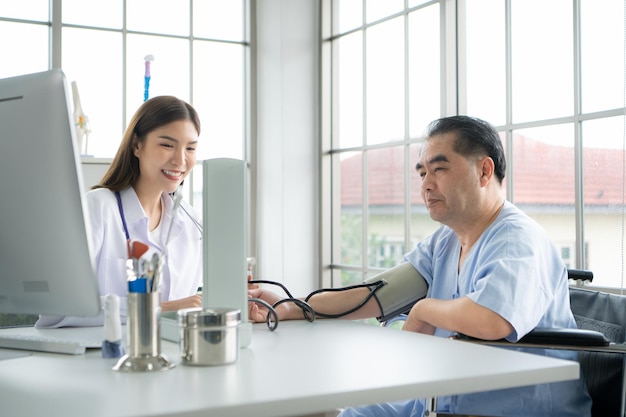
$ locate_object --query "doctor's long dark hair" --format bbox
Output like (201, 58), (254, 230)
(92, 96), (201, 192)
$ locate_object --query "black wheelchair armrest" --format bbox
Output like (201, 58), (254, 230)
(567, 269), (594, 282)
(517, 327), (610, 347)
(453, 327), (610, 347)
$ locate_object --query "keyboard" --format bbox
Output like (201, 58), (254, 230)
(0, 327), (103, 355)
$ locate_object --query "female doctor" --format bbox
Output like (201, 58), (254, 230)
(36, 96), (203, 327)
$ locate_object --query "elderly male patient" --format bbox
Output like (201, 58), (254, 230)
(249, 115), (592, 417)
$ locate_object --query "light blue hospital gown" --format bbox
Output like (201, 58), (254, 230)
(340, 201), (592, 417)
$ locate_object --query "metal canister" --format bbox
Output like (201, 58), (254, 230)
(177, 307), (241, 366)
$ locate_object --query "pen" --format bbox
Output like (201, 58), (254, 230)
(128, 278), (147, 293)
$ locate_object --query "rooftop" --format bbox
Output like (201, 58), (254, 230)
(340, 135), (625, 207)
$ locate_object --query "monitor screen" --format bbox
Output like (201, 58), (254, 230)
(0, 69), (101, 317)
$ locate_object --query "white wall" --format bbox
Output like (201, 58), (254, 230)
(254, 0), (320, 295)
(81, 157), (111, 190)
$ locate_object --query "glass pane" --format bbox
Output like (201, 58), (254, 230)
(367, 147), (405, 268)
(63, 28), (124, 158)
(408, 0), (432, 7)
(193, 0), (244, 41)
(187, 164), (204, 211)
(408, 4), (440, 139)
(582, 117), (625, 288)
(366, 16), (404, 145)
(408, 142), (439, 250)
(340, 269), (363, 287)
(0, 21), (48, 78)
(63, 0), (123, 28)
(334, 31), (363, 148)
(125, 34), (190, 123)
(0, 0), (48, 21)
(366, 0), (403, 23)
(193, 41), (245, 160)
(465, 0), (506, 126)
(339, 151), (363, 267)
(512, 124), (576, 268)
(332, 0), (362, 35)
(581, 0), (624, 114)
(126, 0), (190, 36)
(511, 0), (573, 123)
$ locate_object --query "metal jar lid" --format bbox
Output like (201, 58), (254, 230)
(177, 307), (241, 329)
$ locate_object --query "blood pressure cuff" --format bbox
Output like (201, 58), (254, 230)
(364, 262), (429, 323)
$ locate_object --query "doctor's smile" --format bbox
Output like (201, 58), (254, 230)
(162, 169), (184, 181)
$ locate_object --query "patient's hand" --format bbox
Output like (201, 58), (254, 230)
(402, 300), (436, 335)
(161, 294), (202, 312)
(402, 316), (436, 335)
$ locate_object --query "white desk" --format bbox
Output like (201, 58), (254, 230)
(0, 320), (579, 417)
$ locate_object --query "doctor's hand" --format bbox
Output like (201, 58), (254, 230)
(161, 294), (202, 312)
(248, 288), (296, 323)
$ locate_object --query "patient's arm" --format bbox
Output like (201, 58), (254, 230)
(248, 287), (381, 322)
(403, 296), (513, 340)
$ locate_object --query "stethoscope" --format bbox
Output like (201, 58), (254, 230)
(114, 191), (203, 243)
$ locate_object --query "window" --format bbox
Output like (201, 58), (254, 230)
(323, 0), (442, 286)
(0, 0), (250, 326)
(322, 0), (626, 291)
(0, 0), (249, 162)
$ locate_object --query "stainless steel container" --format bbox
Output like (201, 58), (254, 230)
(113, 292), (175, 372)
(178, 307), (241, 366)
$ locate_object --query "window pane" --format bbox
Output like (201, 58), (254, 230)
(465, 0), (506, 126)
(126, 0), (190, 36)
(0, 0), (48, 21)
(511, 0), (573, 122)
(332, 0), (362, 35)
(340, 270), (363, 287)
(408, 142), (439, 250)
(193, 41), (245, 160)
(339, 151), (363, 267)
(0, 21), (48, 78)
(334, 31), (363, 148)
(408, 4), (440, 138)
(581, 0), (624, 114)
(193, 0), (244, 41)
(367, 147), (405, 268)
(512, 124), (576, 268)
(63, 0), (123, 28)
(408, 0), (432, 7)
(62, 28), (123, 158)
(582, 117), (625, 288)
(366, 0), (403, 23)
(125, 34), (190, 122)
(366, 16), (404, 145)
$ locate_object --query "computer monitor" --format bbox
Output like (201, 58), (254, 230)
(0, 69), (101, 317)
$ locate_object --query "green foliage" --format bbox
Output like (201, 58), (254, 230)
(340, 213), (398, 274)
(340, 214), (362, 266)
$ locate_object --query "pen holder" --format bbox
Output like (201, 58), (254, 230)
(112, 292), (175, 372)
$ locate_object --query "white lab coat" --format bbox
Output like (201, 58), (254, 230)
(36, 186), (203, 328)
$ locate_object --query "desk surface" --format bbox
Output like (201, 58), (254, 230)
(0, 320), (579, 417)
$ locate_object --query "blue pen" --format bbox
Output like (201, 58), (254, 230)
(128, 277), (147, 293)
